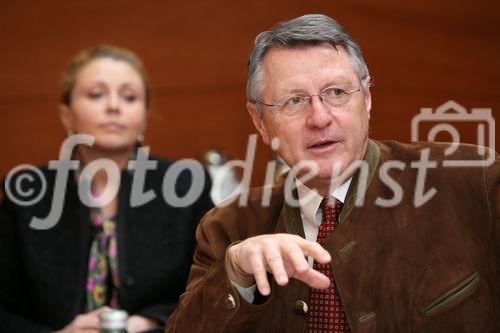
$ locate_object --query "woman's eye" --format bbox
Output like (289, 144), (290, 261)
(123, 94), (137, 102)
(88, 91), (103, 99)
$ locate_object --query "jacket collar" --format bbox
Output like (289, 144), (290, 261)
(277, 139), (380, 236)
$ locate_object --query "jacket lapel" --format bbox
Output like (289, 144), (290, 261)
(280, 200), (305, 237)
(340, 140), (380, 223)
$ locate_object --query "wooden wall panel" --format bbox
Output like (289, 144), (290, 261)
(0, 0), (498, 187)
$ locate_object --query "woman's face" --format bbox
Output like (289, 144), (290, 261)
(60, 57), (147, 153)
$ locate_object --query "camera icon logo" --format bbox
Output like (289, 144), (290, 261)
(411, 100), (495, 167)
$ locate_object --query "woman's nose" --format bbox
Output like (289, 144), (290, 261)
(107, 93), (120, 113)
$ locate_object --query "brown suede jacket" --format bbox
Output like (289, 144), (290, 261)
(166, 140), (500, 332)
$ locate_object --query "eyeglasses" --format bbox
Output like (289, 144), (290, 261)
(258, 86), (361, 116)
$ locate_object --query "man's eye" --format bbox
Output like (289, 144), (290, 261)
(286, 96), (303, 106)
(324, 87), (346, 97)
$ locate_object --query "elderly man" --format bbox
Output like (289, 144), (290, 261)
(167, 14), (499, 332)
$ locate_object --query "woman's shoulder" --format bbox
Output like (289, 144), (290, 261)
(141, 156), (210, 189)
(1, 163), (55, 195)
(148, 156), (174, 170)
(147, 156), (209, 176)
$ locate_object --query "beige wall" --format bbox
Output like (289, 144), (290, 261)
(1, 0), (498, 186)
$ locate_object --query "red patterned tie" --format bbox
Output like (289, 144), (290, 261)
(307, 197), (350, 332)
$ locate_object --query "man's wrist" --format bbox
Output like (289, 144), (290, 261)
(226, 244), (255, 287)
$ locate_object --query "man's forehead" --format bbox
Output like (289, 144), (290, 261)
(261, 44), (357, 92)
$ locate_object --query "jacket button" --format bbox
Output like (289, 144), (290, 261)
(125, 276), (135, 288)
(225, 293), (236, 310)
(294, 300), (308, 315)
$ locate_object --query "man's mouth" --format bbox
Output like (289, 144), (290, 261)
(308, 140), (337, 149)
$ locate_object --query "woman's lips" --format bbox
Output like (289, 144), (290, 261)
(99, 122), (126, 131)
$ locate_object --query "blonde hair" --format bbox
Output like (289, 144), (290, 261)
(60, 45), (150, 108)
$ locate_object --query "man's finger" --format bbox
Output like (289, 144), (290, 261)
(280, 241), (310, 275)
(248, 252), (271, 296)
(296, 267), (331, 290)
(294, 237), (331, 264)
(263, 244), (289, 286)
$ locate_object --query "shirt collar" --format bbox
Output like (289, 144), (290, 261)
(295, 177), (352, 227)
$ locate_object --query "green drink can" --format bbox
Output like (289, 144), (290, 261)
(99, 309), (128, 333)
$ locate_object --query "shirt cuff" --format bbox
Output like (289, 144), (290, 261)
(230, 281), (256, 304)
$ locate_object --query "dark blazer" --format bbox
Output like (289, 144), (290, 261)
(0, 157), (213, 333)
(166, 140), (499, 333)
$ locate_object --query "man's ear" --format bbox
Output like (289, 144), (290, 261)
(364, 76), (372, 119)
(247, 101), (270, 145)
(59, 103), (73, 133)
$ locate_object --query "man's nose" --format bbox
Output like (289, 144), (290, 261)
(305, 95), (332, 129)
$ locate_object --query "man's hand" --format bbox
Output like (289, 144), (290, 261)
(226, 233), (331, 296)
(54, 307), (110, 333)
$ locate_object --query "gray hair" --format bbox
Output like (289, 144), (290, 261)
(247, 14), (370, 113)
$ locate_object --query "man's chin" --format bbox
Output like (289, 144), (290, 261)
(319, 160), (358, 181)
